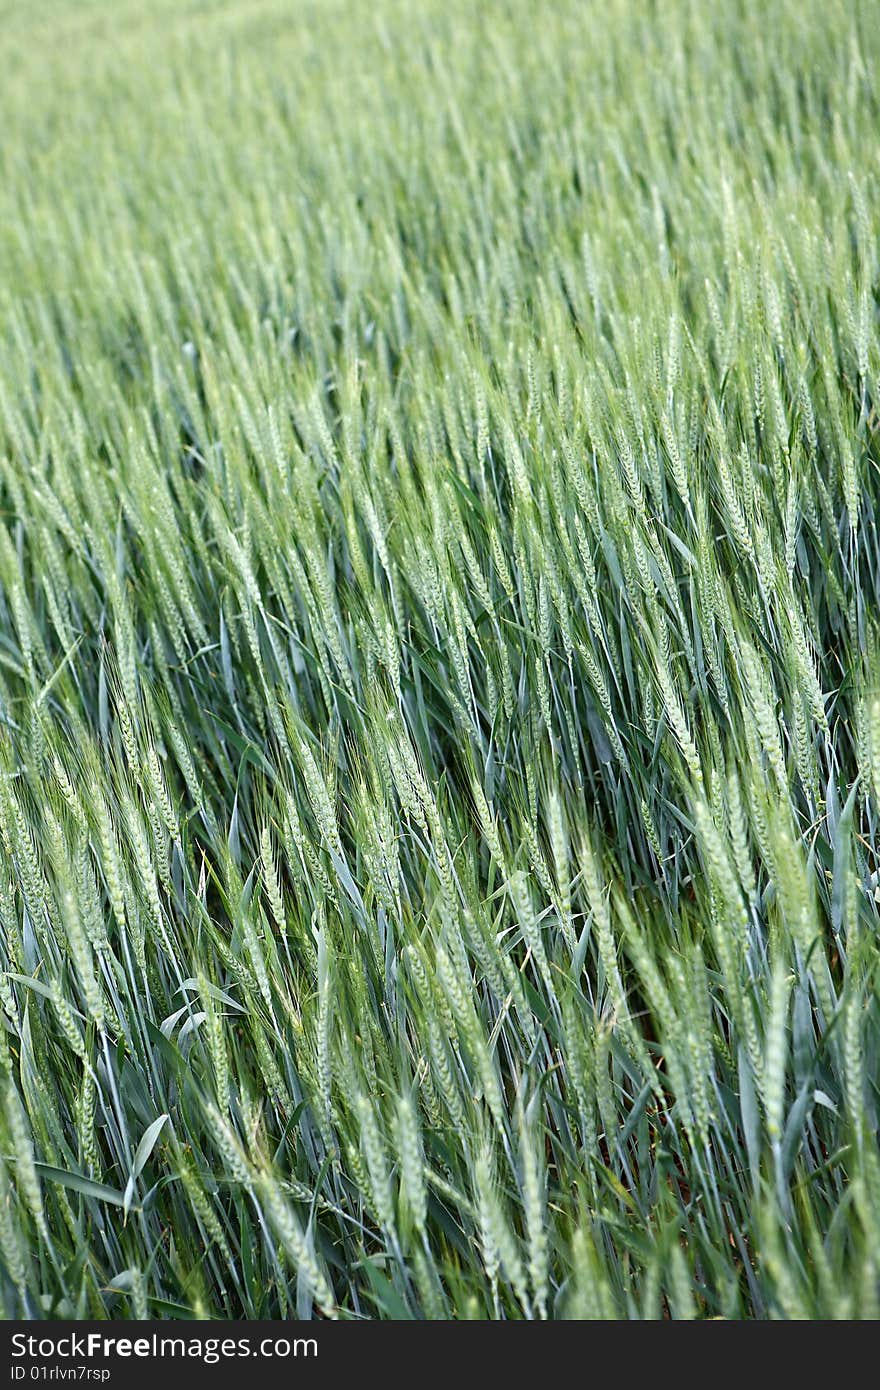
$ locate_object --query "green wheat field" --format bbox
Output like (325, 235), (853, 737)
(0, 0), (878, 1321)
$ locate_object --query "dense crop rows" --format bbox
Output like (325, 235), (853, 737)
(0, 0), (879, 1319)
